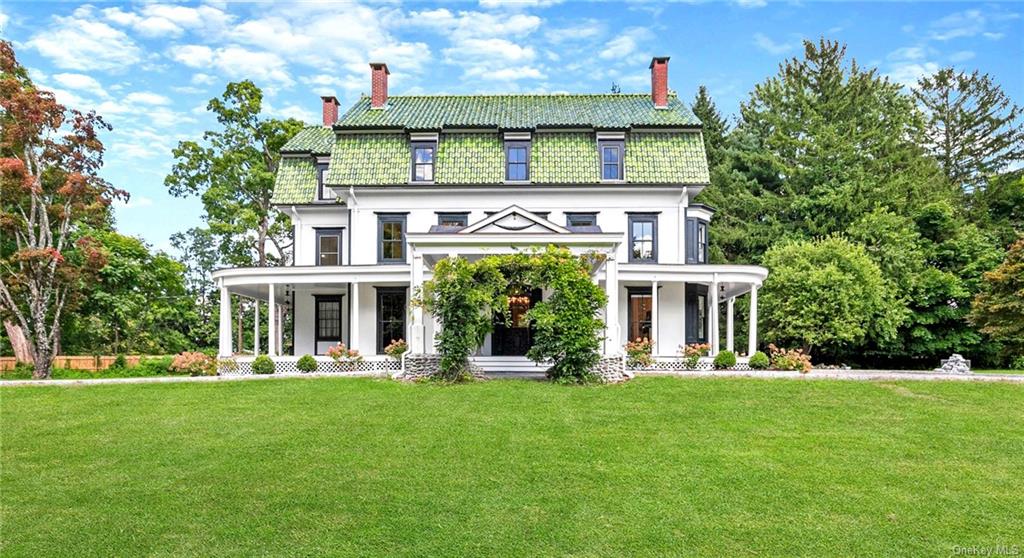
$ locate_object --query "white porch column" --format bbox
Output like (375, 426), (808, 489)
(350, 282), (361, 351)
(726, 297), (735, 353)
(410, 251), (425, 353)
(253, 299), (260, 355)
(710, 275), (720, 356)
(604, 253), (620, 355)
(267, 284), (277, 356)
(651, 280), (660, 356)
(218, 284), (232, 357)
(277, 303), (284, 355)
(748, 285), (759, 356)
(681, 282), (687, 347)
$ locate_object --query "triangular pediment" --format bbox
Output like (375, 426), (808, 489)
(460, 205), (569, 234)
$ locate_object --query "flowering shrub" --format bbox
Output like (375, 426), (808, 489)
(296, 354), (318, 372)
(326, 344), (363, 365)
(384, 339), (408, 361)
(625, 338), (654, 368)
(768, 344), (813, 373)
(748, 351), (770, 369)
(170, 351), (215, 376)
(679, 343), (710, 369)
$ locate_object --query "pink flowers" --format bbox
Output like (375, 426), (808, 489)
(326, 344), (363, 364)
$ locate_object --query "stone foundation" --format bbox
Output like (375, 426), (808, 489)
(590, 355), (630, 383)
(394, 353), (487, 381)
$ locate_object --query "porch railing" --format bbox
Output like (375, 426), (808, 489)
(223, 355), (400, 375)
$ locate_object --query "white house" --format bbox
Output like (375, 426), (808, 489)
(212, 57), (768, 372)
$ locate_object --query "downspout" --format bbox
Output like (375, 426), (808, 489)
(290, 205), (301, 267)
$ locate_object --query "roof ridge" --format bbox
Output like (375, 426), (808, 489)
(354, 92), (680, 99)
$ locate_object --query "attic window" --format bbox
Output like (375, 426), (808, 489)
(316, 162), (336, 200)
(599, 140), (624, 181)
(505, 141), (530, 181)
(411, 142), (435, 182)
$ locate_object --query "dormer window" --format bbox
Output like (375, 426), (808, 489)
(505, 141), (530, 181)
(599, 140), (624, 181)
(316, 161), (336, 200)
(411, 142), (435, 182)
(686, 217), (709, 264)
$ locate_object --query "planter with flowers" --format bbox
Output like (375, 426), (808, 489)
(326, 344), (363, 371)
(625, 338), (654, 369)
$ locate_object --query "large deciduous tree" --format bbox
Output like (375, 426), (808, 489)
(165, 81), (304, 268)
(915, 68), (1024, 193)
(0, 41), (125, 378)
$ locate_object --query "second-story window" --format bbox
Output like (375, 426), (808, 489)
(378, 214), (407, 263)
(316, 228), (343, 266)
(437, 212), (469, 227)
(411, 142), (435, 182)
(600, 140), (624, 181)
(316, 161), (336, 200)
(686, 218), (709, 264)
(628, 214), (657, 262)
(506, 141), (530, 181)
(566, 212), (598, 227)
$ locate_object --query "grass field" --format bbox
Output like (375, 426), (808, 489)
(2, 377), (1022, 556)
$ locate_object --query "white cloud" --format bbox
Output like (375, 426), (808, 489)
(170, 44), (293, 86)
(265, 101), (318, 124)
(25, 6), (143, 71)
(734, 0), (767, 8)
(123, 92), (173, 106)
(982, 32), (1004, 40)
(887, 46), (926, 61)
(949, 50), (976, 62)
(116, 195), (154, 209)
(479, 0), (562, 8)
(752, 32), (796, 55)
(544, 20), (604, 44)
(52, 73), (109, 98)
(443, 38), (543, 81)
(191, 73), (217, 86)
(102, 4), (232, 38)
(886, 61), (940, 88)
(0, 8), (9, 31)
(929, 9), (986, 41)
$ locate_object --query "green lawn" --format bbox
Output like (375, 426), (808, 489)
(2, 377), (1022, 557)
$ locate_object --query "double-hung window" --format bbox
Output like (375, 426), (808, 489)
(685, 218), (709, 264)
(315, 228), (344, 266)
(599, 140), (624, 181)
(378, 214), (407, 263)
(628, 214), (657, 262)
(566, 212), (598, 228)
(411, 142), (435, 182)
(505, 141), (530, 181)
(316, 161), (336, 200)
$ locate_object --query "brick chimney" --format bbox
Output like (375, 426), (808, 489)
(370, 62), (389, 109)
(321, 95), (339, 126)
(650, 57), (670, 109)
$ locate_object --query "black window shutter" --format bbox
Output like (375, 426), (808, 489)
(685, 218), (697, 264)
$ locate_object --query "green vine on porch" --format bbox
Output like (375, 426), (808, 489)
(415, 246), (608, 383)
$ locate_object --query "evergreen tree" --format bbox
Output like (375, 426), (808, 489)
(691, 85), (728, 167)
(971, 236), (1024, 363)
(915, 68), (1024, 193)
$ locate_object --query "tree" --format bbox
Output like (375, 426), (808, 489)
(166, 81), (304, 268)
(61, 229), (196, 355)
(915, 68), (1024, 193)
(0, 40), (125, 378)
(691, 85), (728, 168)
(970, 236), (1024, 361)
(699, 39), (951, 262)
(759, 236), (902, 361)
(970, 170), (1024, 249)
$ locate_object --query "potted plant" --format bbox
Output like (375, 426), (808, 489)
(326, 343), (363, 371)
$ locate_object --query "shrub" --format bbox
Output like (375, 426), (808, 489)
(679, 343), (710, 369)
(111, 354), (128, 370)
(169, 352), (215, 376)
(748, 351), (770, 369)
(137, 356), (173, 375)
(713, 350), (737, 369)
(296, 354), (318, 372)
(768, 344), (813, 373)
(251, 355), (275, 375)
(384, 339), (408, 361)
(326, 344), (363, 365)
(625, 338), (654, 368)
(1009, 355), (1024, 371)
(217, 359), (238, 375)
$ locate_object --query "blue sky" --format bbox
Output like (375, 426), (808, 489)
(1, 1), (1020, 255)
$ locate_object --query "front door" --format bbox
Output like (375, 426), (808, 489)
(492, 289), (541, 356)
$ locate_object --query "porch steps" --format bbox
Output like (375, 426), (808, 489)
(470, 356), (549, 376)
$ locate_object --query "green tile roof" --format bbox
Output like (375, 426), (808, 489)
(271, 157), (318, 204)
(435, 133), (504, 184)
(324, 134), (409, 185)
(531, 133), (599, 184)
(626, 132), (710, 184)
(336, 94), (699, 129)
(281, 126), (334, 154)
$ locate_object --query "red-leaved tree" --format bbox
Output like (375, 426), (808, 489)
(0, 40), (126, 378)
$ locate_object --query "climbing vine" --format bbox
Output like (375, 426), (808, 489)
(417, 246), (607, 383)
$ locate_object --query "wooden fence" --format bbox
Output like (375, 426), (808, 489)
(0, 355), (163, 372)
